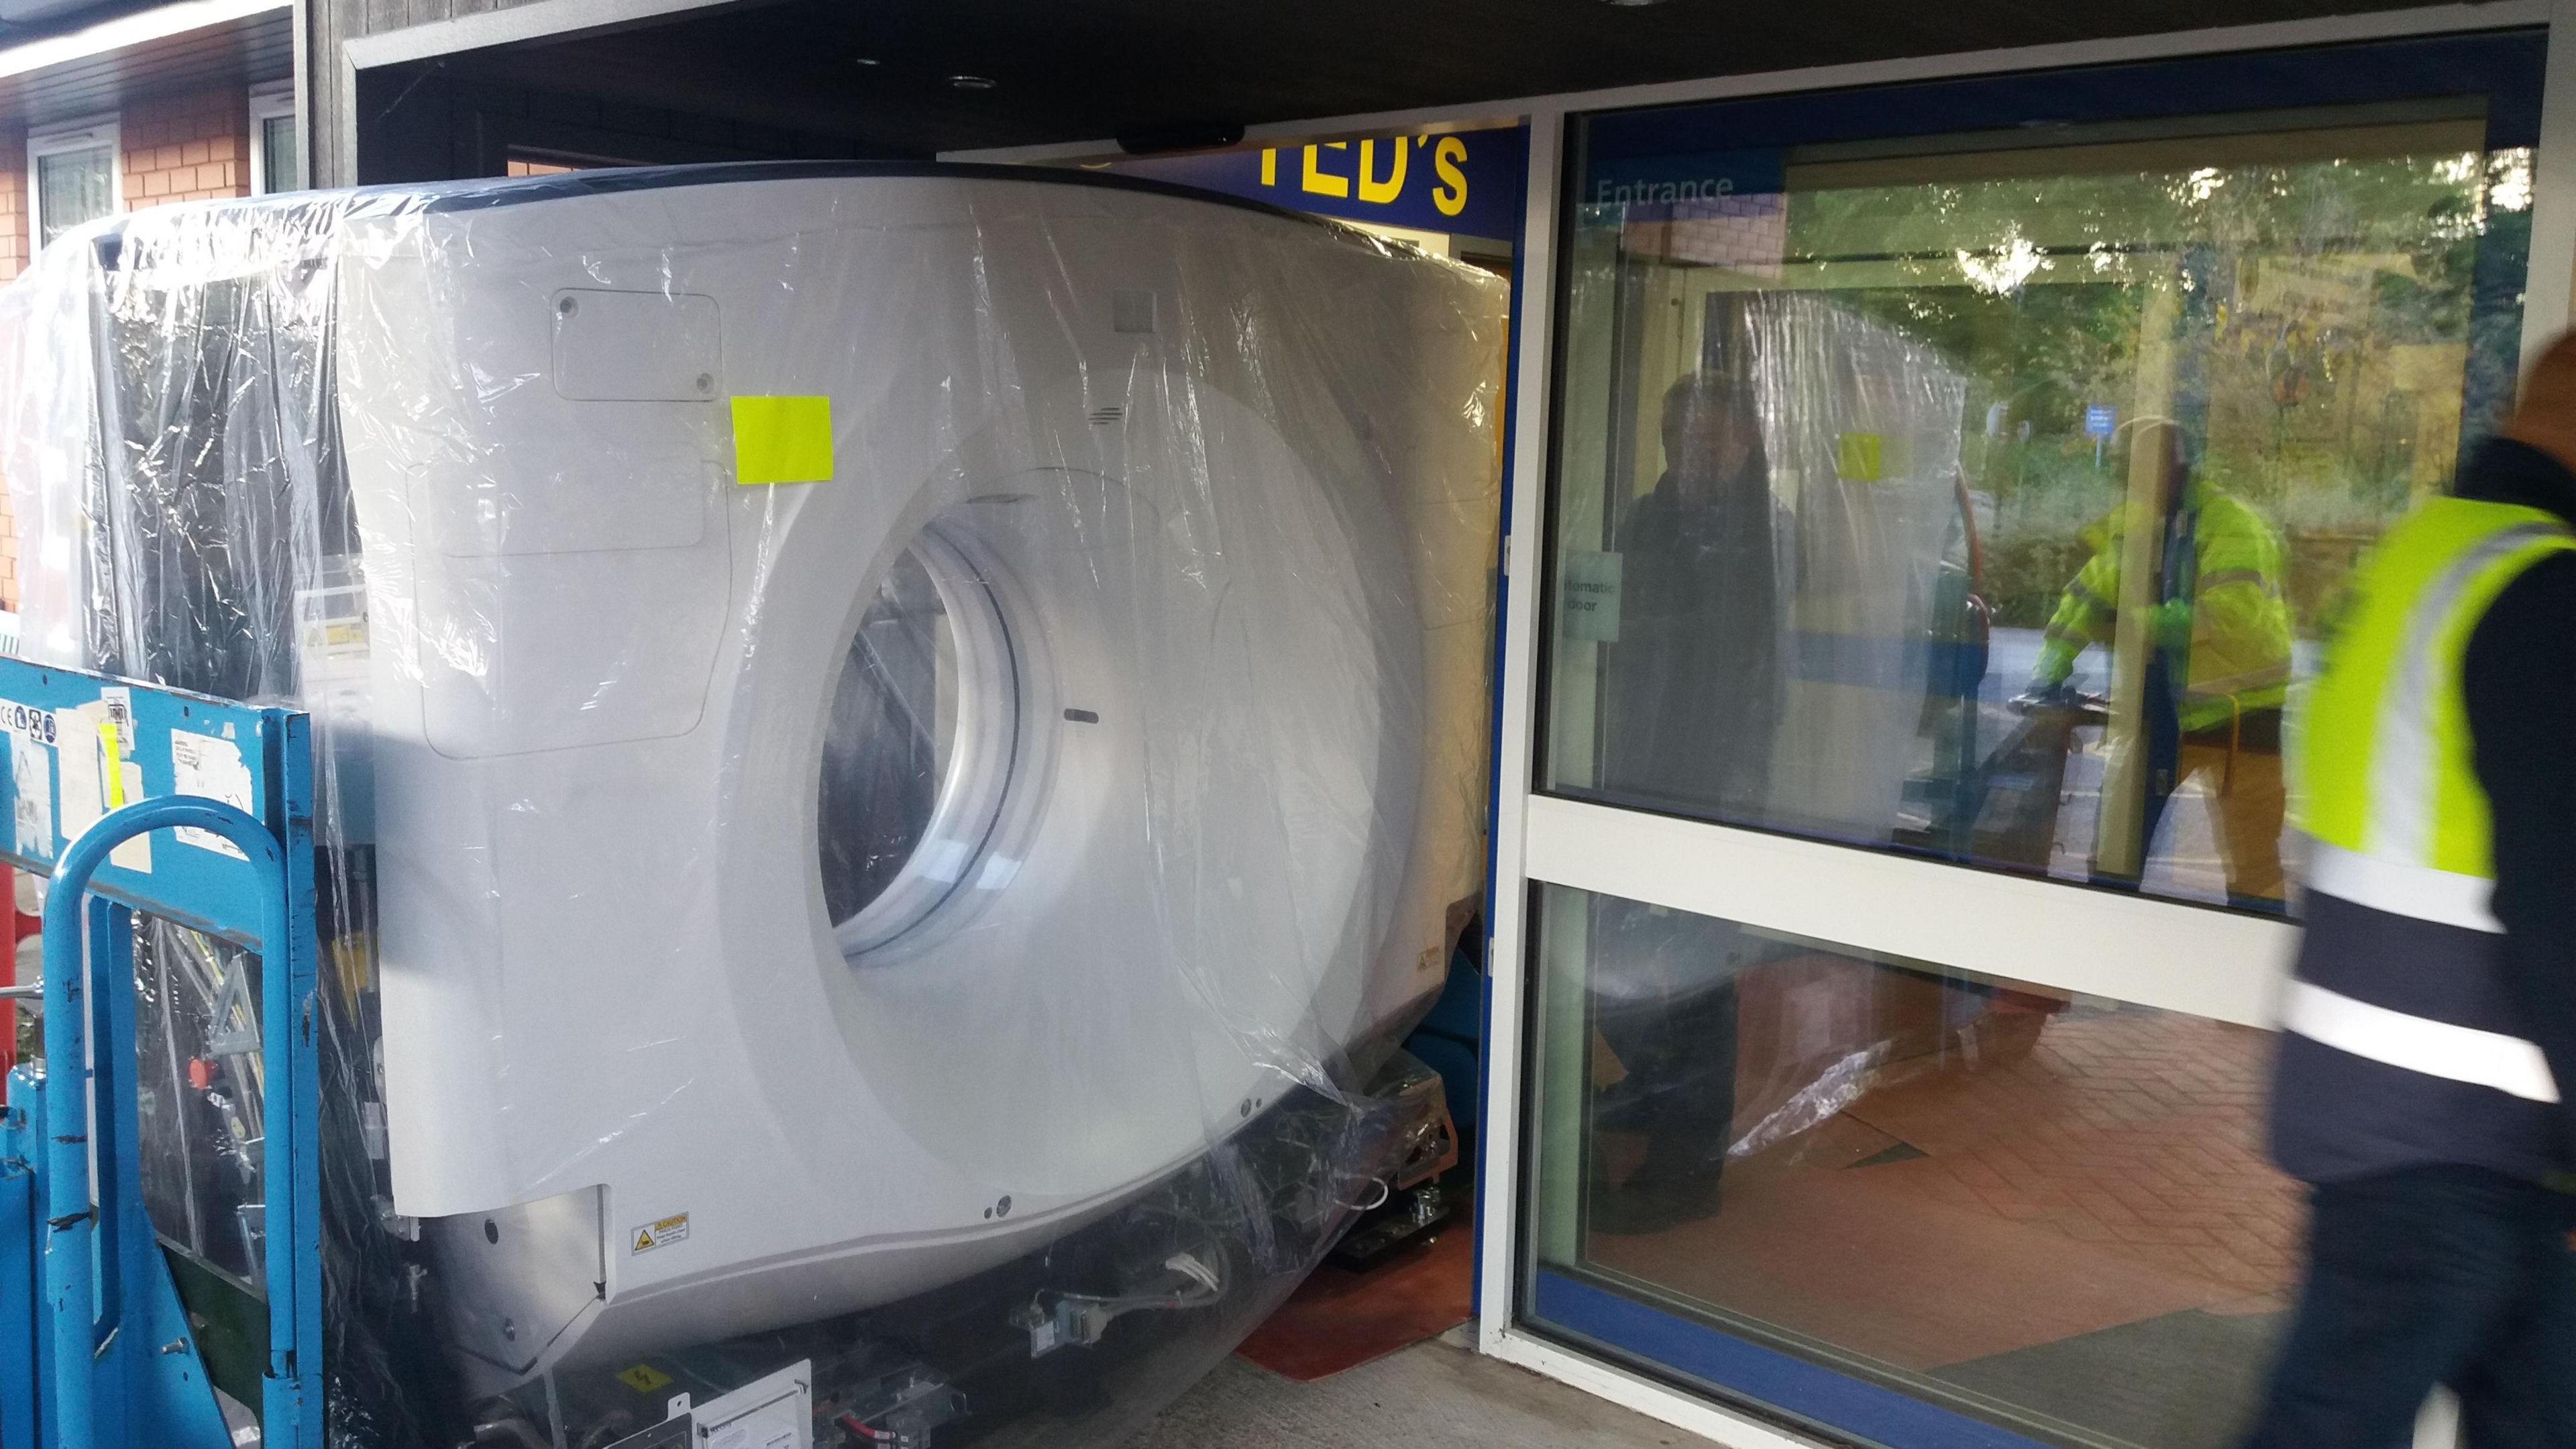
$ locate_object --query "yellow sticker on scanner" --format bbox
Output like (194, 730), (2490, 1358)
(1834, 431), (1884, 482)
(616, 1362), (674, 1394)
(730, 395), (834, 485)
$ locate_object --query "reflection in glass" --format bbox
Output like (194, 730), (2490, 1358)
(1597, 370), (1786, 820)
(262, 113), (301, 195)
(1545, 111), (2532, 915)
(38, 144), (114, 251)
(1525, 884), (2302, 1449)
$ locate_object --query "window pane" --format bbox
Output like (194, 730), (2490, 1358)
(261, 113), (299, 194)
(1544, 107), (2531, 916)
(1523, 882), (2300, 1448)
(38, 144), (114, 249)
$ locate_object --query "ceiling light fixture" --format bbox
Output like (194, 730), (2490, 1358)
(855, 56), (881, 66)
(949, 74), (997, 91)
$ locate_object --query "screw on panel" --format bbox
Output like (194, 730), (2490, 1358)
(557, 297), (578, 317)
(695, 374), (715, 395)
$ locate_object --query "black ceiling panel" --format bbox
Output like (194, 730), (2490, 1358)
(406, 0), (2477, 158)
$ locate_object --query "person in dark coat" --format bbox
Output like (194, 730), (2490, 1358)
(1585, 370), (1788, 1236)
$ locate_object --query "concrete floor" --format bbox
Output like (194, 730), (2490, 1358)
(1130, 1328), (1699, 1448)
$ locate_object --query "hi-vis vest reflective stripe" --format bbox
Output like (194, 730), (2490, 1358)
(2286, 497), (2575, 1126)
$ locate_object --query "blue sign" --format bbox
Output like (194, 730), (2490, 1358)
(1581, 149), (1786, 208)
(1095, 127), (1528, 241)
(2084, 404), (2118, 439)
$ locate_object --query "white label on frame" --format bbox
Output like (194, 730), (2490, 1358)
(170, 731), (253, 860)
(8, 727), (49, 860)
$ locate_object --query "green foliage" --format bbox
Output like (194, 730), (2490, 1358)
(1773, 149), (2518, 637)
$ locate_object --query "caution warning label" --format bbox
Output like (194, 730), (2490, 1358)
(629, 1212), (691, 1255)
(616, 1362), (675, 1393)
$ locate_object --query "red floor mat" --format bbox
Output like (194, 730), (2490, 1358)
(1235, 1222), (1477, 1381)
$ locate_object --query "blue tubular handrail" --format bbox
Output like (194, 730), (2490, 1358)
(39, 797), (288, 1449)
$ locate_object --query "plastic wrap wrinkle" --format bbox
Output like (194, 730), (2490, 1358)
(0, 165), (1505, 1448)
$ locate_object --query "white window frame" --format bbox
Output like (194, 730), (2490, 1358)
(1468, 7), (2576, 1447)
(248, 80), (298, 195)
(25, 113), (121, 259)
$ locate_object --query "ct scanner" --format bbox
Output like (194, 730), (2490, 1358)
(2, 164), (1504, 1426)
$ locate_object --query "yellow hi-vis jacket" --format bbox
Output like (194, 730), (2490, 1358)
(2272, 495), (2575, 1183)
(2033, 482), (2293, 734)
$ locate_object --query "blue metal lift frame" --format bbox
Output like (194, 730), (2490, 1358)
(0, 658), (318, 1449)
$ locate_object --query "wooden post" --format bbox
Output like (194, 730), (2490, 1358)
(2093, 275), (2184, 882)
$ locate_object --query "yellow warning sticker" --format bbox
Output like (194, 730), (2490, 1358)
(629, 1212), (691, 1255)
(730, 395), (834, 486)
(616, 1362), (674, 1394)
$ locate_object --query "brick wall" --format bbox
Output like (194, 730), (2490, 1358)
(0, 86), (256, 280)
(121, 87), (252, 210)
(0, 129), (25, 292)
(0, 83), (256, 608)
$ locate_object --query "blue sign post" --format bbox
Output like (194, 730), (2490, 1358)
(1095, 126), (1528, 241)
(2085, 403), (2118, 466)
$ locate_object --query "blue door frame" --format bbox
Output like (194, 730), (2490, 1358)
(0, 660), (319, 1449)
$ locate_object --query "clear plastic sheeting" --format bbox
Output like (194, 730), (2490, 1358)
(1736, 295), (1969, 843)
(1556, 290), (1967, 848)
(0, 164), (1505, 1448)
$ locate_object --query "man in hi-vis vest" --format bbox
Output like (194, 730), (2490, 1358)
(2244, 337), (2576, 1446)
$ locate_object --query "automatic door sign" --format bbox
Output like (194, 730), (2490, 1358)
(1560, 552), (1623, 643)
(630, 1212), (691, 1254)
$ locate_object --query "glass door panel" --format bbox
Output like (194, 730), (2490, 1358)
(1525, 881), (2297, 1448)
(1540, 40), (2538, 919)
(1518, 30), (2544, 1449)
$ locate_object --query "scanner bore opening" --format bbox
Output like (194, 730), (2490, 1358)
(818, 521), (1023, 959)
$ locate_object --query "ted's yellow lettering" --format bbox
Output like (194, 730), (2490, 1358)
(1302, 142), (1352, 199)
(1432, 136), (1468, 217)
(1358, 138), (1407, 204)
(1260, 148), (1277, 186)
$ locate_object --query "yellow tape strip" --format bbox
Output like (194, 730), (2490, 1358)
(101, 721), (124, 809)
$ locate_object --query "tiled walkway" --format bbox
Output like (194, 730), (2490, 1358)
(1136, 1328), (1693, 1449)
(1846, 1006), (2300, 1304)
(1587, 998), (2300, 1446)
